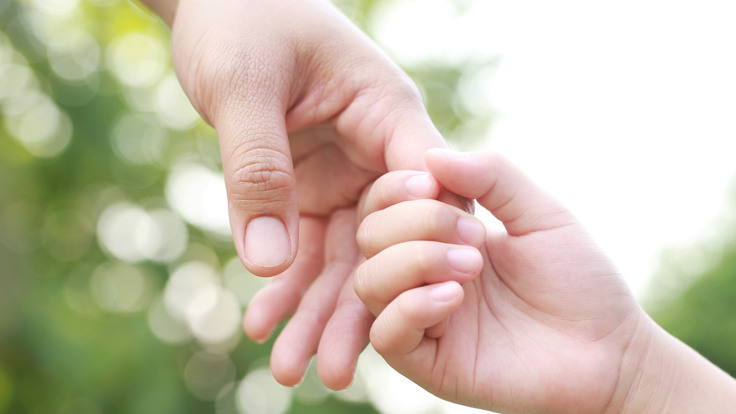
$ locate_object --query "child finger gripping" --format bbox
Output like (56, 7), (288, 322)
(354, 149), (736, 414)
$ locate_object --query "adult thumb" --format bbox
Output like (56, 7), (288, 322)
(425, 149), (577, 236)
(215, 99), (298, 277)
(368, 89), (471, 213)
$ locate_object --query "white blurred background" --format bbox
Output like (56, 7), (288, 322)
(371, 0), (736, 297)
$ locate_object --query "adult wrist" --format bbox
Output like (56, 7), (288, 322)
(138, 0), (180, 27)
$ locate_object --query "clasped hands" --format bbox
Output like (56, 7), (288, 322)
(161, 0), (451, 390)
(140, 0), (736, 412)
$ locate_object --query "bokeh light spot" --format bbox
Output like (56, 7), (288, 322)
(90, 262), (151, 313)
(166, 163), (231, 237)
(457, 64), (497, 119)
(111, 112), (169, 165)
(293, 359), (330, 405)
(97, 203), (187, 263)
(236, 368), (292, 414)
(162, 262), (243, 349)
(184, 352), (236, 401)
(0, 32), (14, 68)
(47, 29), (100, 82)
(163, 261), (220, 323)
(147, 296), (191, 344)
(29, 0), (81, 17)
(106, 32), (167, 88)
(0, 62), (37, 103)
(2, 90), (72, 157)
(96, 203), (152, 263)
(144, 209), (188, 263)
(85, 0), (120, 7)
(360, 346), (439, 414)
(189, 289), (241, 346)
(214, 382), (239, 414)
(154, 73), (200, 130)
(223, 256), (266, 306)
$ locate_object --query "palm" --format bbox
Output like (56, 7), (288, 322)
(392, 224), (641, 414)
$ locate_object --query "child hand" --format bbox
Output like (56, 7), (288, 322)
(355, 149), (644, 413)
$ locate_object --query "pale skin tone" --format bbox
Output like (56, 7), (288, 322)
(139, 1), (736, 408)
(139, 0), (464, 388)
(355, 148), (736, 413)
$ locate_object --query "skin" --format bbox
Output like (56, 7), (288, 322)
(136, 2), (736, 408)
(139, 0), (457, 388)
(355, 149), (736, 413)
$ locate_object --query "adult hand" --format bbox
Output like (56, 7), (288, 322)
(140, 0), (448, 388)
(355, 150), (646, 413)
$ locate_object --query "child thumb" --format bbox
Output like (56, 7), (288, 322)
(424, 149), (577, 237)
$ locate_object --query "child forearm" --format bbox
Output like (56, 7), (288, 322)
(609, 314), (736, 413)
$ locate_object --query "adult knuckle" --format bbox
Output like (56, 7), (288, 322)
(220, 51), (276, 106)
(182, 42), (247, 122)
(228, 147), (294, 207)
(209, 47), (284, 124)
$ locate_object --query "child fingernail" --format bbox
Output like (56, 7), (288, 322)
(429, 281), (461, 303)
(457, 217), (485, 246)
(447, 248), (482, 274)
(405, 173), (435, 197)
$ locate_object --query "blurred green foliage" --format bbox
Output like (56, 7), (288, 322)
(646, 196), (736, 377)
(0, 0), (493, 413)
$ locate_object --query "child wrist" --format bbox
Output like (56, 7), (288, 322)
(603, 313), (673, 414)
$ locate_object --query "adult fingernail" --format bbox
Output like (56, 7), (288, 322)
(447, 248), (482, 274)
(405, 173), (435, 198)
(429, 282), (461, 303)
(244, 216), (290, 268)
(457, 217), (485, 246)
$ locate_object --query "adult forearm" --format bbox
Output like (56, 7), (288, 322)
(138, 0), (179, 26)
